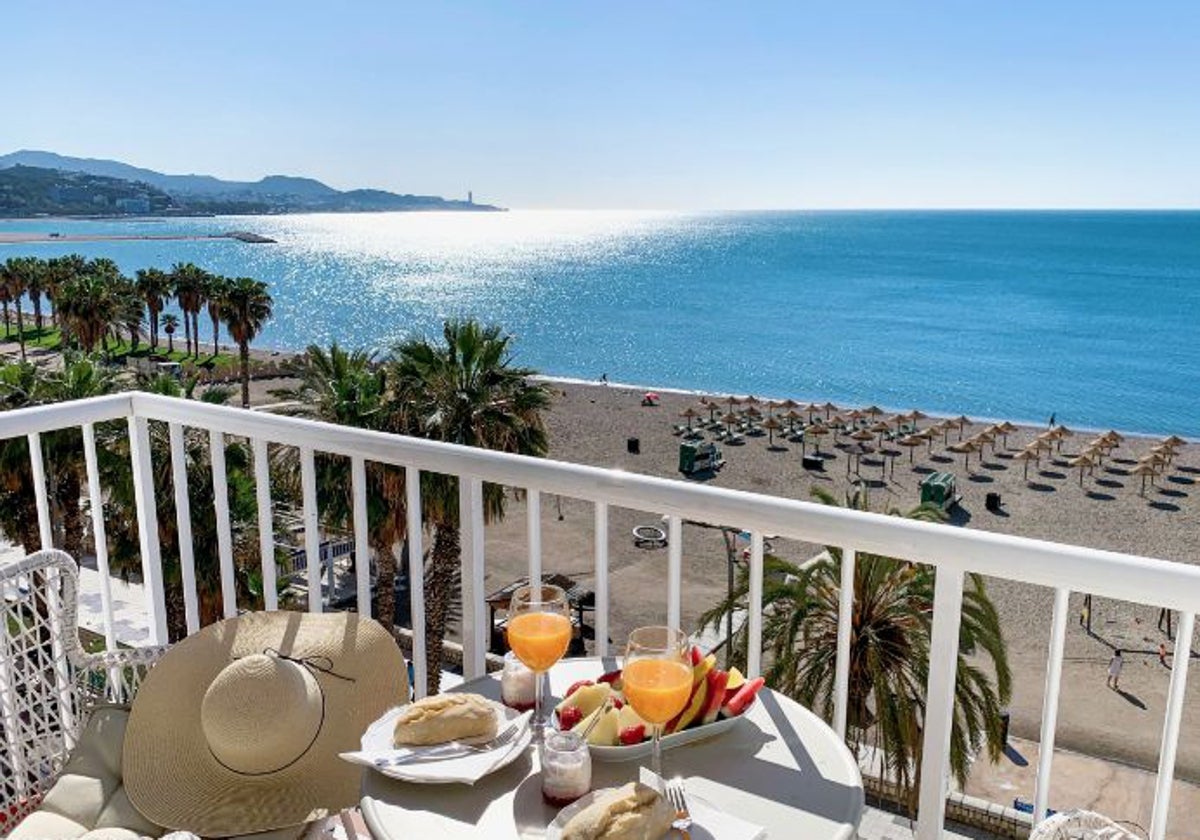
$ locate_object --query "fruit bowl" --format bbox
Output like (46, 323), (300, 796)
(552, 647), (765, 763)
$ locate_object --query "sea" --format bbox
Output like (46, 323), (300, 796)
(2, 210), (1198, 437)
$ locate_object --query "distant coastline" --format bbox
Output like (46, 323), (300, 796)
(0, 230), (276, 245)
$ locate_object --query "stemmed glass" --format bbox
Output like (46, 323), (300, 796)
(622, 626), (692, 784)
(506, 583), (572, 739)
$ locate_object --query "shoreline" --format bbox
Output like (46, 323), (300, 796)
(530, 373), (1200, 444)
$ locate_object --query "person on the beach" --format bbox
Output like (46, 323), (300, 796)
(1048, 413), (1056, 427)
(1107, 649), (1123, 689)
(1159, 642), (1169, 667)
(600, 373), (608, 385)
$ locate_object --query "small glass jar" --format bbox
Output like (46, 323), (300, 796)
(541, 730), (591, 806)
(500, 651), (537, 712)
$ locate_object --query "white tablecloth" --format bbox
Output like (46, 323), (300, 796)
(361, 657), (863, 839)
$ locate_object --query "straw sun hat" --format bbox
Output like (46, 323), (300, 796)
(123, 611), (407, 836)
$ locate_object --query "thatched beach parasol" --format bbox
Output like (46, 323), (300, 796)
(897, 435), (924, 464)
(1067, 453), (1094, 485)
(1013, 448), (1039, 480)
(761, 415), (784, 447)
(947, 440), (978, 471)
(1130, 462), (1159, 496)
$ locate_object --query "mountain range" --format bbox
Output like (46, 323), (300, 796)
(0, 150), (502, 215)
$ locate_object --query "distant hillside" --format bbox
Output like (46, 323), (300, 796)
(0, 166), (179, 216)
(0, 149), (503, 215)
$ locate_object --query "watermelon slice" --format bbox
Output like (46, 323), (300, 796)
(699, 668), (731, 725)
(721, 676), (765, 718)
(666, 677), (708, 734)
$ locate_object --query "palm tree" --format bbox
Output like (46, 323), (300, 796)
(701, 486), (1011, 810)
(135, 268), (172, 350)
(169, 262), (207, 358)
(0, 354), (117, 557)
(2, 258), (32, 360)
(161, 313), (180, 353)
(389, 320), (552, 694)
(43, 254), (86, 329)
(0, 269), (13, 341)
(205, 274), (231, 358)
(219, 277), (272, 408)
(271, 344), (405, 628)
(22, 257), (48, 335)
(112, 275), (144, 352)
(56, 274), (120, 353)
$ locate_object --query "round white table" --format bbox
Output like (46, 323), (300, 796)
(361, 658), (864, 839)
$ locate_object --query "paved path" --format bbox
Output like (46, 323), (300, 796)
(967, 735), (1200, 838)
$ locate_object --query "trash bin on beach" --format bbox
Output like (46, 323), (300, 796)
(627, 437), (640, 454)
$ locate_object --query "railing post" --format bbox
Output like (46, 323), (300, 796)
(128, 416), (168, 645)
(252, 438), (277, 612)
(460, 476), (486, 679)
(351, 456), (370, 618)
(1033, 587), (1070, 823)
(527, 489), (542, 585)
(1150, 610), (1195, 840)
(29, 432), (75, 743)
(667, 515), (682, 632)
(300, 446), (322, 612)
(168, 423), (200, 634)
(916, 566), (964, 840)
(833, 548), (856, 739)
(209, 430), (237, 619)
(406, 467), (427, 698)
(594, 502), (609, 657)
(27, 433), (52, 549)
(82, 423), (117, 651)
(745, 532), (766, 677)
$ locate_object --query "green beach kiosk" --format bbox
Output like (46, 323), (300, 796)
(679, 441), (724, 475)
(919, 471), (960, 511)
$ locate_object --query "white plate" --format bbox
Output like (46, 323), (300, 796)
(545, 787), (618, 840)
(359, 698), (532, 784)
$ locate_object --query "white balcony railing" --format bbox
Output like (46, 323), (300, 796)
(1, 392), (1198, 840)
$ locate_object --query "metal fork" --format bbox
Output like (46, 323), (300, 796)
(664, 777), (693, 837)
(375, 720), (521, 766)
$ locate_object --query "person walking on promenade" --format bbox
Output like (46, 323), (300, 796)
(1159, 642), (1169, 668)
(1107, 649), (1124, 689)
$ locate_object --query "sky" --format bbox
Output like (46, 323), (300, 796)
(4, 2), (1199, 209)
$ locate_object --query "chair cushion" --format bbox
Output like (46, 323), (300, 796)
(9, 707), (161, 840)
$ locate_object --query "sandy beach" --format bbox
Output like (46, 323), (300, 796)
(472, 379), (1200, 788)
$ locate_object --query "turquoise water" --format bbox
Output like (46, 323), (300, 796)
(2, 210), (1198, 436)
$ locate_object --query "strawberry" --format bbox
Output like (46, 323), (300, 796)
(619, 724), (647, 745)
(564, 679), (593, 699)
(611, 697), (624, 709)
(597, 669), (622, 685)
(559, 705), (584, 729)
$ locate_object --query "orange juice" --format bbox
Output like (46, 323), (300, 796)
(622, 659), (693, 725)
(507, 612), (572, 671)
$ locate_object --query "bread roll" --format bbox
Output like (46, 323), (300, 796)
(561, 782), (675, 840)
(392, 693), (498, 746)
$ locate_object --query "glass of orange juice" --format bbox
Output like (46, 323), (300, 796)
(623, 626), (692, 783)
(506, 583), (572, 737)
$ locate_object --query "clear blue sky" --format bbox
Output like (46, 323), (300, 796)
(4, 1), (1198, 209)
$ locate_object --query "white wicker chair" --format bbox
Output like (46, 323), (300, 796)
(0, 550), (167, 828)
